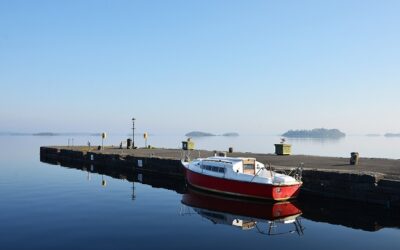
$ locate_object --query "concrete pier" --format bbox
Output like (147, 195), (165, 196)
(40, 146), (400, 208)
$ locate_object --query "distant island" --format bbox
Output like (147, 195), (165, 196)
(384, 133), (400, 137)
(185, 131), (239, 137)
(185, 131), (215, 137)
(33, 132), (58, 136)
(366, 134), (381, 137)
(282, 128), (346, 138)
(222, 132), (239, 137)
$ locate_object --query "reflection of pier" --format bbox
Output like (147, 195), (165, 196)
(299, 193), (400, 232)
(40, 157), (400, 232)
(40, 155), (186, 196)
(181, 188), (305, 236)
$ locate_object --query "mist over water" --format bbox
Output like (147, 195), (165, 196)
(46, 134), (400, 159)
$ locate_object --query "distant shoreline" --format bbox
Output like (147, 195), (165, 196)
(185, 131), (239, 137)
(385, 133), (400, 137)
(0, 132), (101, 136)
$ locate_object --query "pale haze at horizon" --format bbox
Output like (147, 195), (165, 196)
(1, 1), (399, 135)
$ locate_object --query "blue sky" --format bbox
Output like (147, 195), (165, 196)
(0, 0), (399, 134)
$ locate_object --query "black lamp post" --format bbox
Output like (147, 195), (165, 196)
(132, 117), (135, 149)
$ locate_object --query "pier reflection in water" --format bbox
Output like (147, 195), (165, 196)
(40, 157), (400, 234)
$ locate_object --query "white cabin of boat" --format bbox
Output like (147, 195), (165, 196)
(191, 156), (264, 174)
(185, 156), (300, 186)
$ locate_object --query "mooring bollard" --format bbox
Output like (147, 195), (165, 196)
(350, 152), (359, 165)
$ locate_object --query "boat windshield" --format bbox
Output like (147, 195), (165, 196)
(200, 164), (226, 173)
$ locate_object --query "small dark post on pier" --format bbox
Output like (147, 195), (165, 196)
(132, 117), (135, 149)
(350, 152), (359, 165)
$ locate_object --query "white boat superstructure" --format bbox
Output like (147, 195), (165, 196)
(183, 156), (300, 186)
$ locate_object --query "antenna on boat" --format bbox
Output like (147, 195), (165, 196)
(268, 163), (274, 178)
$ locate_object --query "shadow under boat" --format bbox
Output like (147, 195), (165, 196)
(181, 188), (305, 236)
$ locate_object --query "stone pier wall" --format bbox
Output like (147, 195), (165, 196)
(40, 146), (400, 208)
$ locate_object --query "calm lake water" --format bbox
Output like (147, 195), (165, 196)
(1, 135), (400, 249)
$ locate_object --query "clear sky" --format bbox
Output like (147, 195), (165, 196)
(0, 0), (399, 135)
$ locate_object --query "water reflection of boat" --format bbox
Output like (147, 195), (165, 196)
(181, 188), (305, 236)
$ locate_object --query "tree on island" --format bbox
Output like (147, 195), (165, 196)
(185, 131), (216, 137)
(282, 128), (346, 138)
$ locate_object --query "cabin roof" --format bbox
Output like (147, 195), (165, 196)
(204, 156), (256, 163)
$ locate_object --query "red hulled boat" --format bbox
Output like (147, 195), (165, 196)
(182, 156), (302, 201)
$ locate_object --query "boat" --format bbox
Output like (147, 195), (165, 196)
(182, 156), (302, 201)
(180, 188), (304, 236)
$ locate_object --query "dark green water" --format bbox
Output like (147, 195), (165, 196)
(1, 136), (400, 249)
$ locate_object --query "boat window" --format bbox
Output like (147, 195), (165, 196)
(200, 164), (225, 173)
(243, 164), (254, 170)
